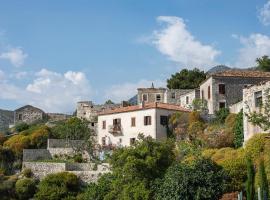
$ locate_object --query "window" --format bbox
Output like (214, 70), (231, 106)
(102, 121), (106, 129)
(171, 92), (176, 99)
(142, 94), (148, 102)
(18, 114), (22, 120)
(144, 116), (152, 126)
(102, 137), (106, 146)
(219, 84), (225, 94)
(131, 117), (136, 127)
(160, 116), (168, 126)
(219, 102), (226, 109)
(255, 91), (263, 107)
(186, 96), (189, 104)
(208, 86), (211, 99)
(156, 94), (161, 102)
(130, 138), (136, 145)
(113, 118), (121, 125)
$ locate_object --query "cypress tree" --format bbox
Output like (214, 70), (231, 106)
(246, 158), (255, 200)
(258, 159), (269, 200)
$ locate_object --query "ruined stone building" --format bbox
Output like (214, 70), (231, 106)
(137, 84), (193, 105)
(15, 105), (46, 124)
(199, 70), (270, 114)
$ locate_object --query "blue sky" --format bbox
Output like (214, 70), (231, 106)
(0, 0), (270, 113)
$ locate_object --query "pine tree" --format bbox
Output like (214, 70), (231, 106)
(258, 159), (269, 200)
(246, 158), (255, 200)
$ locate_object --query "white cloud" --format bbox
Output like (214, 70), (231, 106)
(0, 47), (28, 67)
(0, 68), (92, 113)
(234, 33), (270, 68)
(259, 1), (270, 26)
(105, 79), (166, 103)
(150, 16), (220, 69)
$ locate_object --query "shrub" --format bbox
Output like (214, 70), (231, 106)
(15, 178), (37, 200)
(22, 168), (32, 178)
(15, 123), (29, 132)
(214, 108), (230, 124)
(35, 172), (80, 200)
(3, 134), (30, 157)
(155, 158), (228, 200)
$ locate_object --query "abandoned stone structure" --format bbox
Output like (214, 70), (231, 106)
(200, 70), (270, 114)
(243, 81), (270, 142)
(15, 105), (46, 124)
(22, 139), (110, 183)
(137, 84), (193, 105)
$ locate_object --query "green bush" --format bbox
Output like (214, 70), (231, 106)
(15, 123), (29, 132)
(15, 178), (37, 200)
(35, 172), (80, 200)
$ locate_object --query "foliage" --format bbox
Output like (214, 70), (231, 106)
(168, 112), (189, 140)
(256, 55), (270, 72)
(77, 173), (115, 200)
(15, 123), (29, 132)
(104, 136), (175, 199)
(246, 158), (255, 200)
(203, 148), (247, 191)
(167, 68), (206, 89)
(155, 158), (228, 200)
(35, 172), (80, 200)
(3, 134), (30, 157)
(0, 146), (15, 175)
(214, 108), (230, 124)
(233, 110), (244, 148)
(257, 158), (269, 200)
(15, 178), (37, 200)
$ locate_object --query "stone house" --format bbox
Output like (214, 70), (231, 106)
(97, 102), (190, 147)
(137, 84), (193, 105)
(179, 89), (200, 109)
(199, 70), (270, 114)
(15, 105), (46, 124)
(243, 81), (270, 142)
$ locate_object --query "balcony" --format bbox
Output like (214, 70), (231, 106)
(108, 124), (122, 135)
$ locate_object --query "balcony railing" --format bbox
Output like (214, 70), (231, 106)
(108, 124), (122, 135)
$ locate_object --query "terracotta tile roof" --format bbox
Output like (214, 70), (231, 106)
(212, 70), (270, 78)
(98, 102), (190, 116)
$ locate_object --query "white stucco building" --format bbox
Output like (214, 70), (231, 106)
(97, 102), (190, 147)
(243, 81), (270, 142)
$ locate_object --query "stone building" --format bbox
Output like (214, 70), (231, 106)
(199, 70), (270, 114)
(137, 84), (193, 105)
(15, 105), (46, 124)
(243, 81), (270, 142)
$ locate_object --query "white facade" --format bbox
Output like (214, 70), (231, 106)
(97, 106), (186, 147)
(243, 82), (270, 142)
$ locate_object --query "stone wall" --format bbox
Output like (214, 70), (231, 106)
(23, 149), (52, 162)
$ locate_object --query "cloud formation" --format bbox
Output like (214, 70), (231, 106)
(259, 0), (270, 26)
(0, 47), (28, 67)
(0, 69), (92, 113)
(151, 16), (220, 69)
(234, 33), (270, 68)
(105, 79), (165, 103)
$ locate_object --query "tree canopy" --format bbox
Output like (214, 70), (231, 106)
(167, 68), (206, 89)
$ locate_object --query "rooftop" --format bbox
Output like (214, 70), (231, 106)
(98, 102), (190, 116)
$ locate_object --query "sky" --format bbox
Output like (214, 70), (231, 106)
(0, 0), (270, 113)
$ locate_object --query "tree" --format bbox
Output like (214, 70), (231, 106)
(258, 159), (269, 200)
(104, 136), (175, 199)
(167, 68), (206, 89)
(233, 110), (244, 148)
(155, 158), (228, 200)
(15, 178), (37, 200)
(256, 55), (270, 72)
(35, 172), (80, 200)
(246, 158), (255, 200)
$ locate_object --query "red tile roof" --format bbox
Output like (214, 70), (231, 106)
(98, 102), (190, 116)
